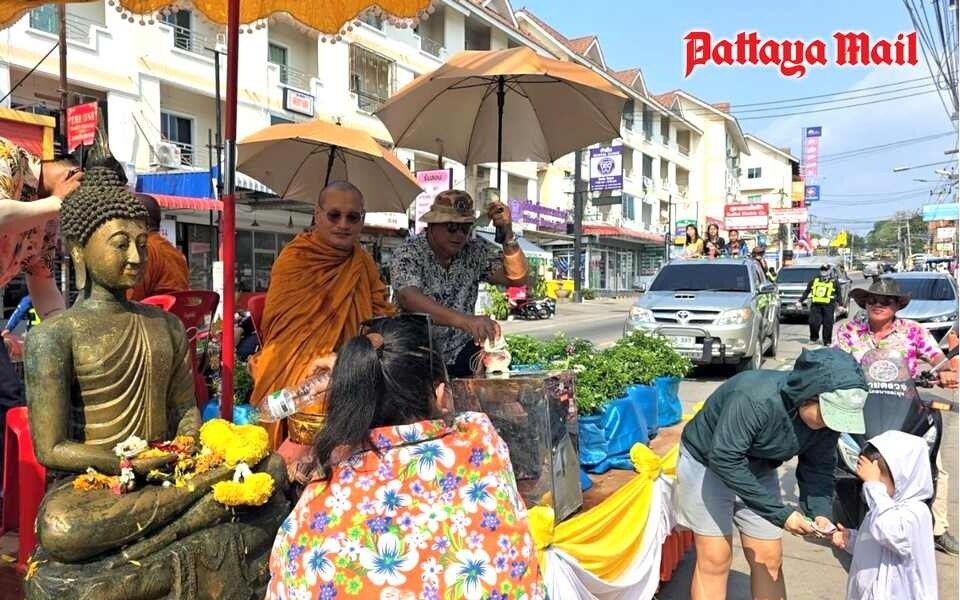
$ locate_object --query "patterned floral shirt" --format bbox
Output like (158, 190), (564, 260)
(0, 137), (57, 286)
(266, 412), (544, 600)
(390, 233), (504, 365)
(834, 315), (943, 377)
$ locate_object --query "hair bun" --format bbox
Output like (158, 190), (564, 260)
(366, 333), (385, 351)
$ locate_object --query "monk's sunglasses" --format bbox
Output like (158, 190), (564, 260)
(444, 222), (473, 235)
(359, 313), (439, 377)
(865, 295), (897, 307)
(322, 209), (365, 225)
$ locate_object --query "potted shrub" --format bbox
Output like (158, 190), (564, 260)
(617, 331), (692, 428)
(505, 334), (547, 371)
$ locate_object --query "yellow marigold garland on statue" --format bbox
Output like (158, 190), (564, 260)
(199, 419), (270, 467)
(212, 469), (276, 507)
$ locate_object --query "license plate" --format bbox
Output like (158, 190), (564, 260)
(669, 335), (696, 348)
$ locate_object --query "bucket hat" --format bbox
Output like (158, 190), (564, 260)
(849, 277), (911, 310)
(419, 190), (477, 224)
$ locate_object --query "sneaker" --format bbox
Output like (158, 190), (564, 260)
(935, 532), (959, 556)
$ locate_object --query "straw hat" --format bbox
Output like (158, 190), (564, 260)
(419, 190), (477, 224)
(849, 277), (911, 310)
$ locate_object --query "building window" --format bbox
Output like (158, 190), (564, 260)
(623, 195), (635, 220)
(641, 108), (653, 141)
(270, 114), (295, 125)
(507, 176), (528, 203)
(160, 111), (194, 166)
(161, 10), (194, 52)
(465, 19), (491, 51)
(358, 12), (383, 30)
(28, 5), (57, 34)
(268, 42), (289, 85)
(622, 99), (635, 131)
(747, 167), (761, 179)
(349, 45), (396, 112)
(747, 194), (762, 203)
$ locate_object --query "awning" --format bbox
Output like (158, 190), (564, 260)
(583, 225), (664, 244)
(148, 193), (224, 212)
(136, 170), (213, 197)
(477, 231), (552, 259)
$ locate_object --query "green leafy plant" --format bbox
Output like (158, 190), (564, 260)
(234, 361), (254, 404)
(505, 335), (547, 365)
(574, 349), (631, 415)
(581, 288), (597, 300)
(614, 331), (692, 382)
(483, 286), (510, 320)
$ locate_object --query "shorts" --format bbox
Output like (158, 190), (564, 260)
(676, 443), (783, 540)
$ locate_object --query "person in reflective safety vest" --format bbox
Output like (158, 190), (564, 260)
(798, 264), (839, 346)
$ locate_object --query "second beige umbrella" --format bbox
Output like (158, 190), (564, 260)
(237, 119), (422, 213)
(376, 46), (628, 187)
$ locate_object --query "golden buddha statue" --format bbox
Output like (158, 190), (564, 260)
(23, 140), (288, 599)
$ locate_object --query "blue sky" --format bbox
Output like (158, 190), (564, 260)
(518, 0), (957, 233)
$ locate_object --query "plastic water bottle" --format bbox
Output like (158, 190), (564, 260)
(255, 371), (331, 422)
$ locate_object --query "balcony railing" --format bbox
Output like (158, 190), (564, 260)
(273, 63), (313, 91)
(677, 143), (690, 156)
(152, 140), (196, 167)
(419, 35), (444, 58)
(677, 184), (689, 197)
(164, 22), (209, 55)
(661, 135), (670, 146)
(353, 88), (391, 113)
(28, 8), (104, 43)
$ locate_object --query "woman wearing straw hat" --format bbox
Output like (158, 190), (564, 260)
(835, 277), (959, 555)
(390, 189), (529, 377)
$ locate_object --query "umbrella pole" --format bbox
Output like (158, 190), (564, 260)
(324, 146), (337, 188)
(495, 75), (506, 243)
(219, 0), (240, 421)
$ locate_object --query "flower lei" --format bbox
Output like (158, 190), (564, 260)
(71, 420), (275, 507)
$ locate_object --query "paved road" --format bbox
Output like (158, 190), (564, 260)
(502, 291), (959, 600)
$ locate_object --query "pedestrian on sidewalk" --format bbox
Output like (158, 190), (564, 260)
(834, 277), (959, 555)
(798, 264), (839, 346)
(677, 348), (868, 600)
(390, 189), (528, 377)
(831, 431), (937, 600)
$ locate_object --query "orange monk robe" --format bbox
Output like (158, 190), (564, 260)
(128, 231), (190, 301)
(249, 231), (395, 448)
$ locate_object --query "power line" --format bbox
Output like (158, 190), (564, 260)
(738, 89), (939, 120)
(817, 132), (957, 164)
(732, 82), (937, 115)
(724, 76), (932, 108)
(0, 42), (60, 105)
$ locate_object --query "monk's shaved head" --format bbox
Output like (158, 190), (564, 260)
(318, 181), (363, 208)
(136, 194), (162, 231)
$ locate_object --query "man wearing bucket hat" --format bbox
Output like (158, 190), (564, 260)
(678, 348), (868, 600)
(390, 188), (528, 377)
(835, 277), (959, 555)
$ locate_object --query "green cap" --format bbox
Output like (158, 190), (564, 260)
(819, 388), (868, 434)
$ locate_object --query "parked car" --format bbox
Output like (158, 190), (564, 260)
(883, 272), (958, 344)
(862, 262), (880, 278)
(776, 262), (852, 321)
(624, 258), (779, 372)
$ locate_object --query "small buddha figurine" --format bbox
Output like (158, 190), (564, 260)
(23, 138), (288, 599)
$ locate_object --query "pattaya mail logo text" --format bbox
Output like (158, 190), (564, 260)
(684, 31), (918, 78)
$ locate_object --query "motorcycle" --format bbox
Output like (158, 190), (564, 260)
(832, 346), (958, 529)
(506, 286), (556, 320)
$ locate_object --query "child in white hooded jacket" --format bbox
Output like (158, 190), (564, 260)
(831, 430), (937, 600)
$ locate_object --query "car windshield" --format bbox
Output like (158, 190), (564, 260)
(889, 277), (956, 301)
(649, 264), (751, 292)
(776, 268), (820, 284)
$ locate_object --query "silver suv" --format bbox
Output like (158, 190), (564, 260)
(624, 258), (780, 372)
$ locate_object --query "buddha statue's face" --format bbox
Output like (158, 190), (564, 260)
(79, 218), (149, 291)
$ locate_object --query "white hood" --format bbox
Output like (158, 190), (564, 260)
(869, 430), (933, 504)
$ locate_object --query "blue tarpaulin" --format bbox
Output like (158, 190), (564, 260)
(578, 395), (649, 474)
(136, 170), (214, 198)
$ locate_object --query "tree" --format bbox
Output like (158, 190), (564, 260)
(865, 213), (926, 257)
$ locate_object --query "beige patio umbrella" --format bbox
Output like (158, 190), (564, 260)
(376, 46), (628, 189)
(237, 119), (422, 213)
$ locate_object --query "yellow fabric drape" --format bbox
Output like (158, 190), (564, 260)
(528, 442), (677, 582)
(0, 1), (433, 31)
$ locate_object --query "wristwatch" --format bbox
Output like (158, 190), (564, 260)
(503, 239), (520, 253)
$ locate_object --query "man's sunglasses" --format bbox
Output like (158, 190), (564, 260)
(865, 295), (897, 307)
(322, 209), (365, 225)
(444, 222), (473, 235)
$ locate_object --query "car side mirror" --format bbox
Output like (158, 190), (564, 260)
(760, 282), (776, 294)
(839, 278), (851, 285)
(637, 283), (647, 293)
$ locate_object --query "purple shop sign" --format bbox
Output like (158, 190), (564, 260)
(589, 145), (623, 192)
(508, 199), (569, 233)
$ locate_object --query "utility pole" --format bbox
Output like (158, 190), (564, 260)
(572, 149), (584, 304)
(57, 4), (68, 152)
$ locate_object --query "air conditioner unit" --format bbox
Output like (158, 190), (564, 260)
(155, 142), (182, 169)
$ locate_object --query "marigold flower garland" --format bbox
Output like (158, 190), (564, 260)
(71, 420), (275, 507)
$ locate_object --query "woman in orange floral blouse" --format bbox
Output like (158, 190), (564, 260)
(266, 316), (545, 600)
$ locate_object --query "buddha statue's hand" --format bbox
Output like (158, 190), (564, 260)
(131, 454), (179, 476)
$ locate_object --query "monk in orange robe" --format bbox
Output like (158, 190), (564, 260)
(250, 181), (394, 449)
(128, 193), (190, 301)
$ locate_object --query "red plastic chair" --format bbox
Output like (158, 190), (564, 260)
(140, 294), (177, 312)
(246, 293), (267, 345)
(1, 406), (46, 574)
(167, 291), (220, 408)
